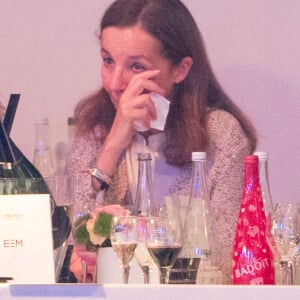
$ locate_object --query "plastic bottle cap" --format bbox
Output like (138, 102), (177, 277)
(245, 155), (258, 163)
(192, 152), (206, 160)
(34, 117), (49, 125)
(254, 151), (268, 159)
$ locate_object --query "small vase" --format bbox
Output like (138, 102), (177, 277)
(97, 247), (122, 284)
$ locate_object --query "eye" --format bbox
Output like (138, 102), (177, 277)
(131, 62), (146, 72)
(102, 56), (114, 67)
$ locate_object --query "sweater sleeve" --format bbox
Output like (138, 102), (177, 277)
(206, 110), (252, 283)
(65, 126), (129, 214)
(65, 132), (99, 216)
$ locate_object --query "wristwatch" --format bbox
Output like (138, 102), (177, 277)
(88, 168), (112, 191)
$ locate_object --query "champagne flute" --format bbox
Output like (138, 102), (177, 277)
(72, 184), (98, 283)
(146, 216), (183, 284)
(72, 219), (98, 284)
(272, 203), (300, 285)
(134, 216), (154, 283)
(110, 215), (138, 284)
(74, 244), (97, 283)
(45, 175), (74, 282)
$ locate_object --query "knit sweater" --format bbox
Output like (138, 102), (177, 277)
(66, 109), (252, 283)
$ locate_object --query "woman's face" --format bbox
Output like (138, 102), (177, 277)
(100, 24), (179, 107)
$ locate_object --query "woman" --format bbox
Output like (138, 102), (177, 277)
(67, 0), (257, 283)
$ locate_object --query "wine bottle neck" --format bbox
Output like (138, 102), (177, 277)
(243, 161), (260, 186)
(0, 121), (16, 164)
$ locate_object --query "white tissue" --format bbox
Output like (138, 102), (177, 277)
(133, 93), (170, 132)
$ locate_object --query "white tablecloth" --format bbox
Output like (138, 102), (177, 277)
(1, 284), (300, 300)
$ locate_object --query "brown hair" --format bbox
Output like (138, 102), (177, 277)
(75, 0), (257, 166)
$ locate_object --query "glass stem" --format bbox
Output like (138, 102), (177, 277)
(159, 267), (170, 284)
(92, 263), (97, 283)
(280, 260), (294, 285)
(122, 265), (130, 284)
(142, 265), (150, 284)
(81, 259), (87, 283)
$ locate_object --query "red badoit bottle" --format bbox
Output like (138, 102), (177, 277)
(232, 155), (275, 284)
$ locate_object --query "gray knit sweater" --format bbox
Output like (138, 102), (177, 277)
(66, 109), (252, 283)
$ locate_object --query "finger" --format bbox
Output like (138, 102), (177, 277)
(129, 97), (156, 130)
(135, 69), (161, 80)
(132, 94), (157, 120)
(127, 70), (165, 96)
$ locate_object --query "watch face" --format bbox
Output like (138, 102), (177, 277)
(89, 168), (110, 191)
(100, 181), (109, 191)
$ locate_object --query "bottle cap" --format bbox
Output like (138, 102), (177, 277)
(192, 152), (206, 160)
(254, 151), (268, 159)
(34, 117), (49, 125)
(245, 155), (258, 163)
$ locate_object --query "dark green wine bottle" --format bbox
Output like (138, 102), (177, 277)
(0, 94), (71, 249)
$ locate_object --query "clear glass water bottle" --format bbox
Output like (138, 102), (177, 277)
(33, 117), (54, 177)
(170, 152), (220, 284)
(254, 151), (281, 282)
(254, 152), (273, 218)
(133, 152), (157, 283)
(254, 152), (278, 256)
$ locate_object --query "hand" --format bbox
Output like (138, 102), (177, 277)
(96, 70), (165, 177)
(108, 69), (165, 148)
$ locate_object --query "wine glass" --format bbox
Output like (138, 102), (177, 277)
(272, 203), (300, 285)
(110, 215), (138, 284)
(72, 209), (97, 283)
(76, 245), (97, 283)
(45, 175), (74, 282)
(134, 216), (155, 283)
(146, 215), (183, 284)
(71, 176), (98, 283)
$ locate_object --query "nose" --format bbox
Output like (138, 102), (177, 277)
(109, 67), (129, 92)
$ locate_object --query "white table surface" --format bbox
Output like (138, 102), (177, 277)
(1, 284), (300, 300)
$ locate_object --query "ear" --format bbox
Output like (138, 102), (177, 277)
(172, 56), (193, 84)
